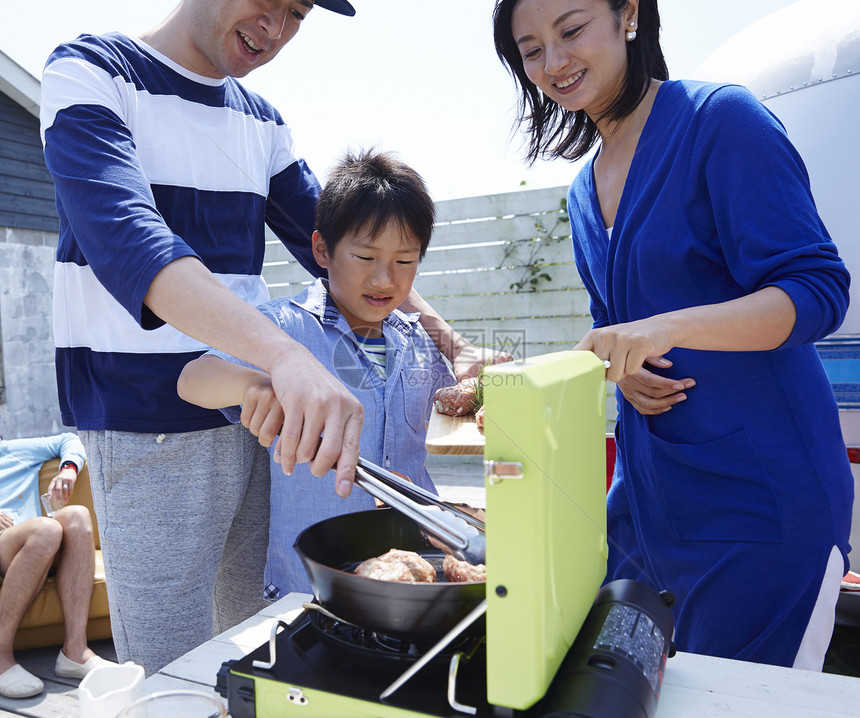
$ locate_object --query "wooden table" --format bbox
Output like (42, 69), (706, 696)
(425, 411), (484, 455)
(145, 593), (860, 717)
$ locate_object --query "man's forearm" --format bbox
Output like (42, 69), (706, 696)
(144, 256), (309, 374)
(401, 287), (467, 362)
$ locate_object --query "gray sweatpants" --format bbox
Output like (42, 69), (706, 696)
(80, 423), (270, 675)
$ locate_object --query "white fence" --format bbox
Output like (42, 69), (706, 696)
(262, 184), (617, 427)
(263, 184), (591, 358)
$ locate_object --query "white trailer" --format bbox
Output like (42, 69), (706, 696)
(699, 0), (860, 569)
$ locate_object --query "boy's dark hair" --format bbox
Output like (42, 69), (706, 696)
(493, 0), (668, 164)
(315, 149), (435, 259)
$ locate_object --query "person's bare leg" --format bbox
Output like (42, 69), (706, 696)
(0, 519), (63, 673)
(52, 506), (97, 664)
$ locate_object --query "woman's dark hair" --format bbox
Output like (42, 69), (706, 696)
(315, 148), (435, 259)
(493, 0), (668, 163)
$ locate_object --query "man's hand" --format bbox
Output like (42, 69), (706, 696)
(47, 466), (78, 505)
(268, 348), (363, 498)
(148, 258), (365, 499)
(0, 511), (13, 531)
(453, 344), (514, 381)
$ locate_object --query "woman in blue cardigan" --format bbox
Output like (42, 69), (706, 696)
(493, 0), (852, 669)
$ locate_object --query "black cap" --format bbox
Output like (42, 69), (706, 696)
(316, 0), (356, 16)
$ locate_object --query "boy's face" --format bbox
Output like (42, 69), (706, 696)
(312, 224), (422, 338)
(183, 0), (314, 78)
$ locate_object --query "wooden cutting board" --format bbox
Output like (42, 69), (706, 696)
(425, 410), (485, 455)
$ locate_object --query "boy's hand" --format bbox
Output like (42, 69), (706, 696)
(0, 511), (14, 530)
(240, 377), (284, 448)
(453, 344), (514, 382)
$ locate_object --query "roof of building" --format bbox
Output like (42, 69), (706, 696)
(0, 48), (40, 118)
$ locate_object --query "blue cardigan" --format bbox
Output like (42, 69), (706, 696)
(568, 80), (853, 665)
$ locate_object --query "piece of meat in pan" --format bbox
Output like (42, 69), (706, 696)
(443, 553), (487, 583)
(354, 548), (437, 583)
(434, 377), (479, 416)
(475, 404), (485, 431)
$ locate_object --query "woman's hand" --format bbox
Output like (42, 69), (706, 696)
(575, 317), (696, 414)
(576, 288), (796, 380)
(574, 315), (678, 384)
(616, 363), (696, 415)
(575, 288), (797, 409)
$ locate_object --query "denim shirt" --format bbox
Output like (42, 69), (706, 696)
(211, 279), (455, 598)
(0, 434), (87, 523)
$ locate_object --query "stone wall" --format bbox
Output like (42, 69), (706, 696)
(1, 225), (59, 249)
(0, 235), (63, 439)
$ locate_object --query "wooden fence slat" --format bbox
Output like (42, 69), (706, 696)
(448, 315), (593, 350)
(264, 241), (308, 265)
(433, 186), (569, 223)
(421, 288), (592, 322)
(264, 228), (575, 272)
(410, 265), (584, 299)
(263, 262), (582, 303)
(418, 237), (575, 274)
(264, 211), (571, 258)
(265, 277), (313, 298)
(262, 262), (587, 299)
(261, 185), (592, 350)
(430, 212), (570, 247)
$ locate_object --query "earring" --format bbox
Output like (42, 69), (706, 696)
(625, 21), (637, 42)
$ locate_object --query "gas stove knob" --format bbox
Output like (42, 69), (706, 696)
(287, 687), (308, 706)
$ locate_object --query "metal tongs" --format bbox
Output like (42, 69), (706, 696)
(353, 457), (486, 565)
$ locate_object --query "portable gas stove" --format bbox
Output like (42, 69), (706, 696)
(217, 352), (675, 717)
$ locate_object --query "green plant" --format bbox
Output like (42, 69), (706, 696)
(506, 197), (570, 293)
(472, 362), (489, 411)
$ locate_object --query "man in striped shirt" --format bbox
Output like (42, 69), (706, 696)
(40, 0), (495, 674)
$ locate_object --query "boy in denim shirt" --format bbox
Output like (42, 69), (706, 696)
(178, 149), (455, 598)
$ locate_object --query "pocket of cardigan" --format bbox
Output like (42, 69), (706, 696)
(650, 428), (783, 543)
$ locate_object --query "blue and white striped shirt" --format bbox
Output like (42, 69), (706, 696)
(41, 33), (322, 432)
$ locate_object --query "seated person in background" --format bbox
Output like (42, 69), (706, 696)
(179, 149), (456, 599)
(0, 432), (112, 699)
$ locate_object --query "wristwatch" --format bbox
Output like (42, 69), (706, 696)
(60, 460), (78, 474)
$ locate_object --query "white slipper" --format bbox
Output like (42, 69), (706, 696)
(0, 663), (44, 698)
(55, 650), (114, 679)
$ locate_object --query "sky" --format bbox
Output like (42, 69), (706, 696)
(0, 0), (799, 201)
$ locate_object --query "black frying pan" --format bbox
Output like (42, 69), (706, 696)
(294, 508), (486, 639)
